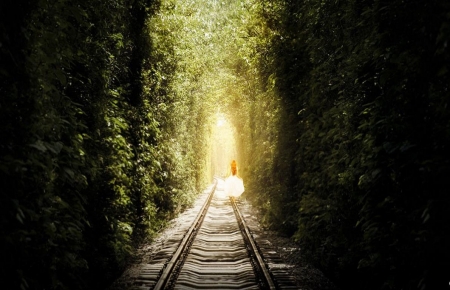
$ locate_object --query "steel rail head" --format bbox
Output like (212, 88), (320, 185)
(153, 180), (217, 290)
(230, 197), (278, 290)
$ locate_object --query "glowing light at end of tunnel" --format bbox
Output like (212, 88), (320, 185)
(217, 117), (226, 127)
(212, 112), (237, 178)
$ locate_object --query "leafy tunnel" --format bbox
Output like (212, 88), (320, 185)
(1, 0), (449, 289)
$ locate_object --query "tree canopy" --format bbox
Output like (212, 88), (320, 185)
(1, 0), (449, 289)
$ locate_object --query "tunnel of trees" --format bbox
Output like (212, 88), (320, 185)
(1, 0), (449, 289)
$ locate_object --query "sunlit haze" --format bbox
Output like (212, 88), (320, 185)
(211, 112), (237, 178)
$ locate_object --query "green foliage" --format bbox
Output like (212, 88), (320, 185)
(232, 0), (450, 289)
(3, 0), (449, 289)
(0, 0), (214, 288)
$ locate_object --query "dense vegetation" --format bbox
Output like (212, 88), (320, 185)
(0, 0), (214, 289)
(1, 0), (449, 289)
(233, 1), (450, 289)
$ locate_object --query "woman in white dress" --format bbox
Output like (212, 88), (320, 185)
(224, 160), (244, 199)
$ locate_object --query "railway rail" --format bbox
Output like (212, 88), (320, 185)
(131, 179), (298, 289)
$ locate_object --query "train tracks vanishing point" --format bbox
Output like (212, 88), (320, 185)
(131, 179), (298, 289)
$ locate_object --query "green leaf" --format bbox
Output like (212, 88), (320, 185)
(29, 140), (47, 152)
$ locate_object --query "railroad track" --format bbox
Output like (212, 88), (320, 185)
(131, 179), (298, 289)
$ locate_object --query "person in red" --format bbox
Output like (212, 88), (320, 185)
(224, 160), (244, 199)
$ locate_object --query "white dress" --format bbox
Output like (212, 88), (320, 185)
(224, 175), (245, 197)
